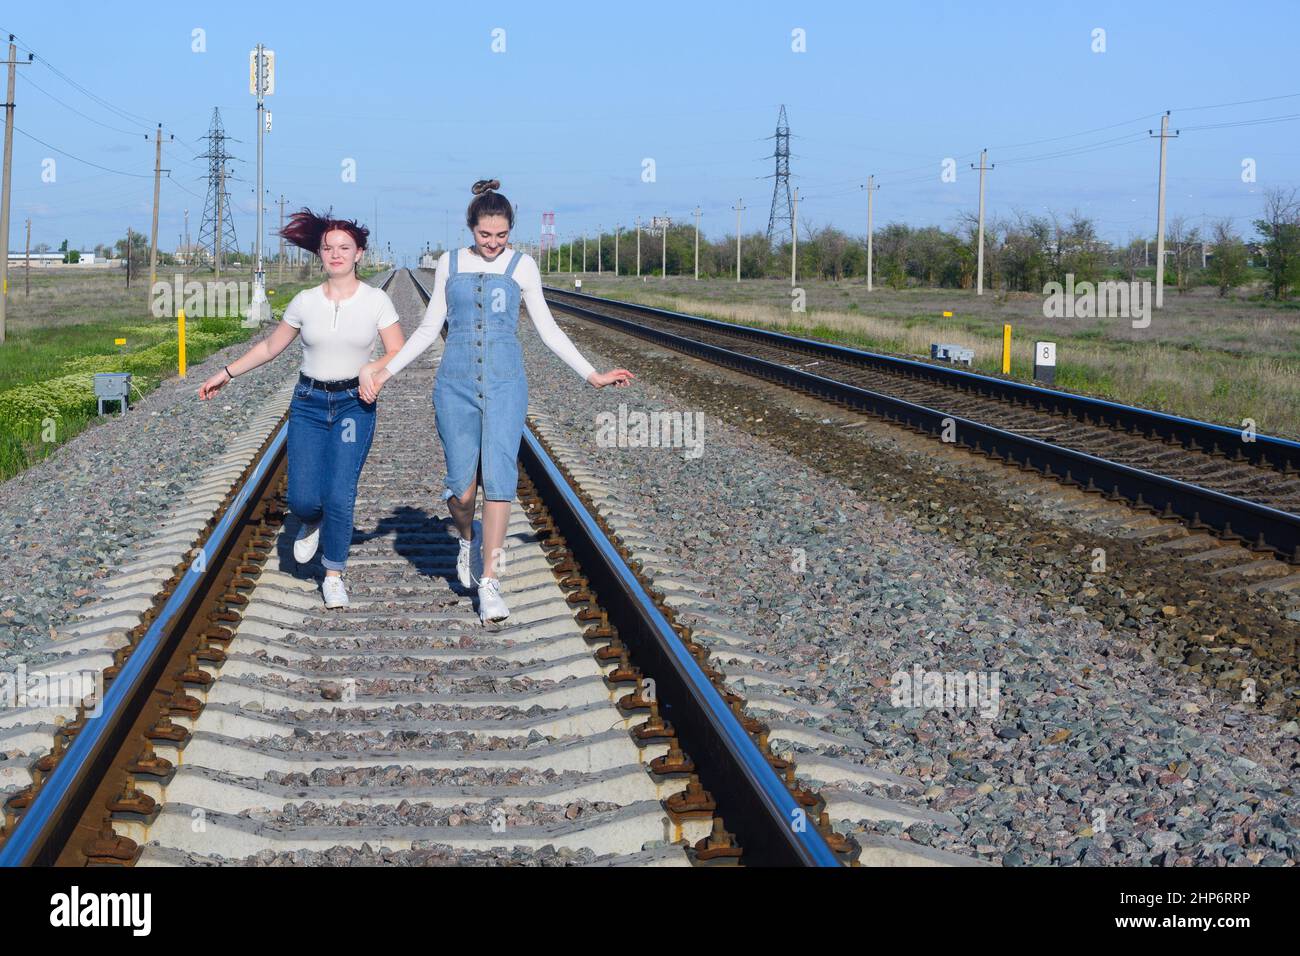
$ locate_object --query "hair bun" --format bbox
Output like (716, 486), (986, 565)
(471, 178), (501, 196)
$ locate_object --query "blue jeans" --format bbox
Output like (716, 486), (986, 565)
(285, 381), (376, 571)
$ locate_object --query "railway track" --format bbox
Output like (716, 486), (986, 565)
(539, 286), (1300, 569)
(0, 269), (851, 868)
(410, 266), (999, 865)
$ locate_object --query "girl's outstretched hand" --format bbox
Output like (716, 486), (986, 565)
(198, 369), (230, 400)
(587, 369), (635, 389)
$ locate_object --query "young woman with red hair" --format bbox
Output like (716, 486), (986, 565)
(199, 209), (406, 608)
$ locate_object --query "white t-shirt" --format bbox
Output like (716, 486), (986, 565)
(384, 248), (595, 383)
(282, 282), (401, 381)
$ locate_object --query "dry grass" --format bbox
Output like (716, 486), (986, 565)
(556, 276), (1300, 439)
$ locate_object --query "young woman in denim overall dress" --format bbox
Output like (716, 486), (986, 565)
(363, 179), (634, 622)
(199, 209), (406, 609)
(435, 243), (530, 509)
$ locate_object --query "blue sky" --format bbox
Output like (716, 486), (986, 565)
(3, 0), (1297, 260)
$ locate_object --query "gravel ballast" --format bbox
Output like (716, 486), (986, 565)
(515, 302), (1298, 867)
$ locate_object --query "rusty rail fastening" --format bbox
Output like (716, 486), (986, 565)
(406, 266), (852, 865)
(0, 272), (401, 867)
(0, 424), (289, 866)
(517, 421), (852, 868)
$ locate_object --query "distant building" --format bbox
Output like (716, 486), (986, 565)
(7, 252), (98, 265)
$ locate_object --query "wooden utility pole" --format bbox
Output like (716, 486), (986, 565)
(1151, 112), (1178, 310)
(125, 226), (131, 289)
(0, 38), (32, 345)
(148, 124), (172, 290)
(971, 149), (993, 295)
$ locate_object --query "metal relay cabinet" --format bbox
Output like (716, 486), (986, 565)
(94, 372), (131, 415)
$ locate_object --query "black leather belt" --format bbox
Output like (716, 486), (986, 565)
(298, 372), (360, 392)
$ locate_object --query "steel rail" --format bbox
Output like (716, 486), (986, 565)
(0, 270), (399, 867)
(0, 424), (287, 866)
(409, 267), (840, 866)
(539, 286), (1300, 561)
(542, 285), (1300, 476)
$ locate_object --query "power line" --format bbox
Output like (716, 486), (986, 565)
(997, 132), (1149, 167)
(988, 112), (1163, 151)
(164, 172), (205, 201)
(12, 126), (151, 177)
(1180, 112), (1300, 132)
(1, 29), (153, 130)
(744, 96), (1300, 208)
(161, 139), (206, 174)
(1172, 91), (1300, 113)
(16, 72), (141, 137)
(3, 27), (205, 152)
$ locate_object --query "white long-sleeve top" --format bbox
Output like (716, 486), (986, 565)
(384, 248), (596, 383)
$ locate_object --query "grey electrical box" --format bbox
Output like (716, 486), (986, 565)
(930, 343), (974, 367)
(95, 372), (131, 415)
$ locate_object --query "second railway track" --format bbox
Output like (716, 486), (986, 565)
(539, 286), (1300, 567)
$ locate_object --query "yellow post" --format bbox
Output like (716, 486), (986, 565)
(1002, 323), (1012, 375)
(178, 308), (187, 377)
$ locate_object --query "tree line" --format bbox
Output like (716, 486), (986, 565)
(549, 186), (1300, 300)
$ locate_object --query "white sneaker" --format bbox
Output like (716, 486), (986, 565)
(477, 577), (509, 623)
(456, 520), (482, 588)
(294, 520), (322, 563)
(322, 575), (349, 609)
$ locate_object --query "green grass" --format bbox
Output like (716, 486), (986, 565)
(0, 269), (378, 481)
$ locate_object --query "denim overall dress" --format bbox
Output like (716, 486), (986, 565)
(433, 248), (529, 502)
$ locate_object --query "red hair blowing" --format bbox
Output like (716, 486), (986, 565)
(279, 208), (369, 253)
